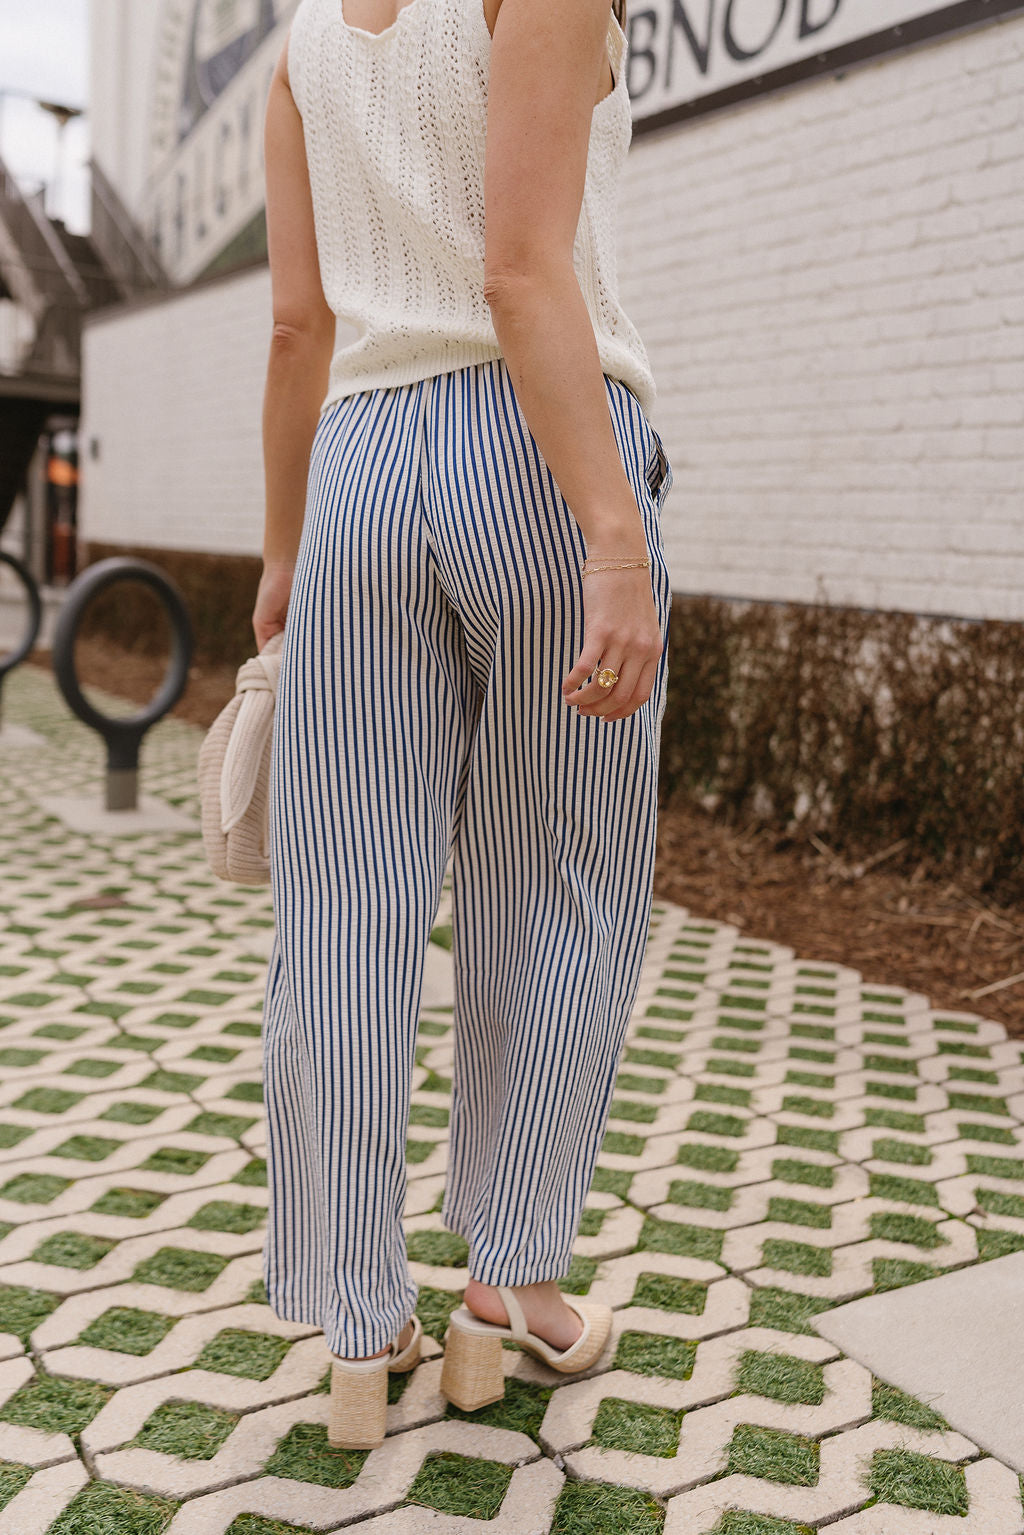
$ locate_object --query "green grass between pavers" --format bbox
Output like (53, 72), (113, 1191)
(616, 1073), (667, 1096)
(694, 1082), (752, 1108)
(861, 1054), (918, 1076)
(862, 1032), (911, 1049)
(225, 1081), (264, 1103)
(100, 1100), (164, 1125)
(676, 1143), (739, 1173)
(868, 1173), (940, 1207)
(414, 1285), (462, 1343)
(946, 1092), (1011, 1117)
(130, 1399), (240, 1460)
(90, 1187), (168, 1218)
(0, 1171), (71, 1203)
(630, 1272), (708, 1315)
(186, 1200), (266, 1234)
(706, 1513), (814, 1535)
(625, 1046), (681, 1070)
(0, 1124), (32, 1149)
(711, 1033), (762, 1055)
(639, 1216), (724, 1264)
(12, 1086), (85, 1113)
(872, 1258), (941, 1292)
(30, 1231), (118, 1269)
(790, 1023), (836, 1041)
(869, 1448), (968, 1516)
(869, 1213), (948, 1249)
(603, 1130), (646, 1156)
(776, 1125), (840, 1154)
(0, 1460), (33, 1511)
(139, 1146), (212, 1176)
(788, 1047), (836, 1065)
(192, 1329), (293, 1379)
(736, 1349), (825, 1406)
(960, 1122), (1017, 1145)
(409, 1103), (449, 1127)
(234, 1158), (268, 1187)
(443, 1374), (554, 1442)
(707, 1058), (758, 1079)
(77, 1306), (177, 1356)
(263, 1421), (368, 1487)
(771, 1159), (835, 1189)
(748, 1287), (833, 1335)
(947, 1066), (1000, 1085)
(779, 1096), (834, 1119)
(766, 1197), (831, 1229)
(784, 1071), (836, 1090)
(977, 1187), (1024, 1220)
(405, 1230), (469, 1267)
(51, 1134), (124, 1161)
(637, 1024), (687, 1043)
(136, 1069), (206, 1095)
(0, 1370), (113, 1434)
(761, 1239), (832, 1277)
(46, 1480), (179, 1535)
(864, 1108), (926, 1133)
(686, 1111), (748, 1138)
(130, 1247), (231, 1292)
(560, 1254), (598, 1293)
(590, 1396), (683, 1457)
(578, 1208), (607, 1237)
(614, 1331), (697, 1380)
(668, 1180), (733, 1212)
(977, 1228), (1024, 1260)
(872, 1138), (932, 1166)
(591, 1166), (633, 1198)
(726, 1423), (819, 1486)
(182, 1111), (257, 1140)
(549, 1478), (665, 1535)
(872, 1379), (948, 1430)
(610, 1098), (659, 1124)
(966, 1154), (1024, 1180)
(0, 1283), (63, 1343)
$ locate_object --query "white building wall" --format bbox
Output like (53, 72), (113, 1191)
(82, 8), (1024, 619)
(619, 12), (1024, 622)
(81, 264), (282, 555)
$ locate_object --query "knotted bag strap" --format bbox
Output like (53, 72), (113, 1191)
(219, 632), (284, 834)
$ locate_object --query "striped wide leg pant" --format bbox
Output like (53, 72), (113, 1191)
(261, 355), (673, 1357)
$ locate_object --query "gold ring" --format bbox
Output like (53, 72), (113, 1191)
(596, 668), (619, 689)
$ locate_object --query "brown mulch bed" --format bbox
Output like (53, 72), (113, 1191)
(28, 640), (1024, 1037)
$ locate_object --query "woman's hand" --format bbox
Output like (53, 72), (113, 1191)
(562, 565), (664, 722)
(253, 559), (295, 652)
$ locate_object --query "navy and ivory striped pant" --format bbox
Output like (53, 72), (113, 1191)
(261, 355), (673, 1357)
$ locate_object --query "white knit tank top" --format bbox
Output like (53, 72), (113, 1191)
(287, 0), (658, 415)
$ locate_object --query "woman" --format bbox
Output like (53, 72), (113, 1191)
(254, 0), (673, 1451)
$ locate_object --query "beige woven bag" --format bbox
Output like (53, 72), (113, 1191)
(197, 631), (284, 886)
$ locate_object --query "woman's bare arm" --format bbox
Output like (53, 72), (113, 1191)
(261, 36), (335, 571)
(483, 0), (647, 560)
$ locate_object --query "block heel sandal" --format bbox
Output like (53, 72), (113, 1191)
(328, 1312), (422, 1449)
(440, 1285), (612, 1412)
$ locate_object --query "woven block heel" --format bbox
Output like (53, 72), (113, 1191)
(328, 1357), (389, 1449)
(440, 1310), (506, 1411)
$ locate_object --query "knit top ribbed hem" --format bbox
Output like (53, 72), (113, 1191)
(319, 337), (656, 417)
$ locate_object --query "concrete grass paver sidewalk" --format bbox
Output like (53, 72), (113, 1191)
(0, 664), (1022, 1533)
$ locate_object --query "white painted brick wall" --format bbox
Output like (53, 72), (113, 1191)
(82, 12), (1024, 620)
(81, 265), (284, 557)
(619, 12), (1024, 622)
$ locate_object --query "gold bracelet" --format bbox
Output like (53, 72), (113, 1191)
(582, 556), (651, 578)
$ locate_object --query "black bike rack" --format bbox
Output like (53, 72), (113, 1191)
(52, 557), (193, 811)
(0, 551), (43, 730)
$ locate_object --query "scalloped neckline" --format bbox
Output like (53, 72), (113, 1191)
(338, 0), (425, 40)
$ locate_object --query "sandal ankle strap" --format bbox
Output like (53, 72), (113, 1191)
(496, 1284), (529, 1342)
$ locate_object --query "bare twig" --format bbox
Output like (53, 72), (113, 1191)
(961, 969), (1024, 1000)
